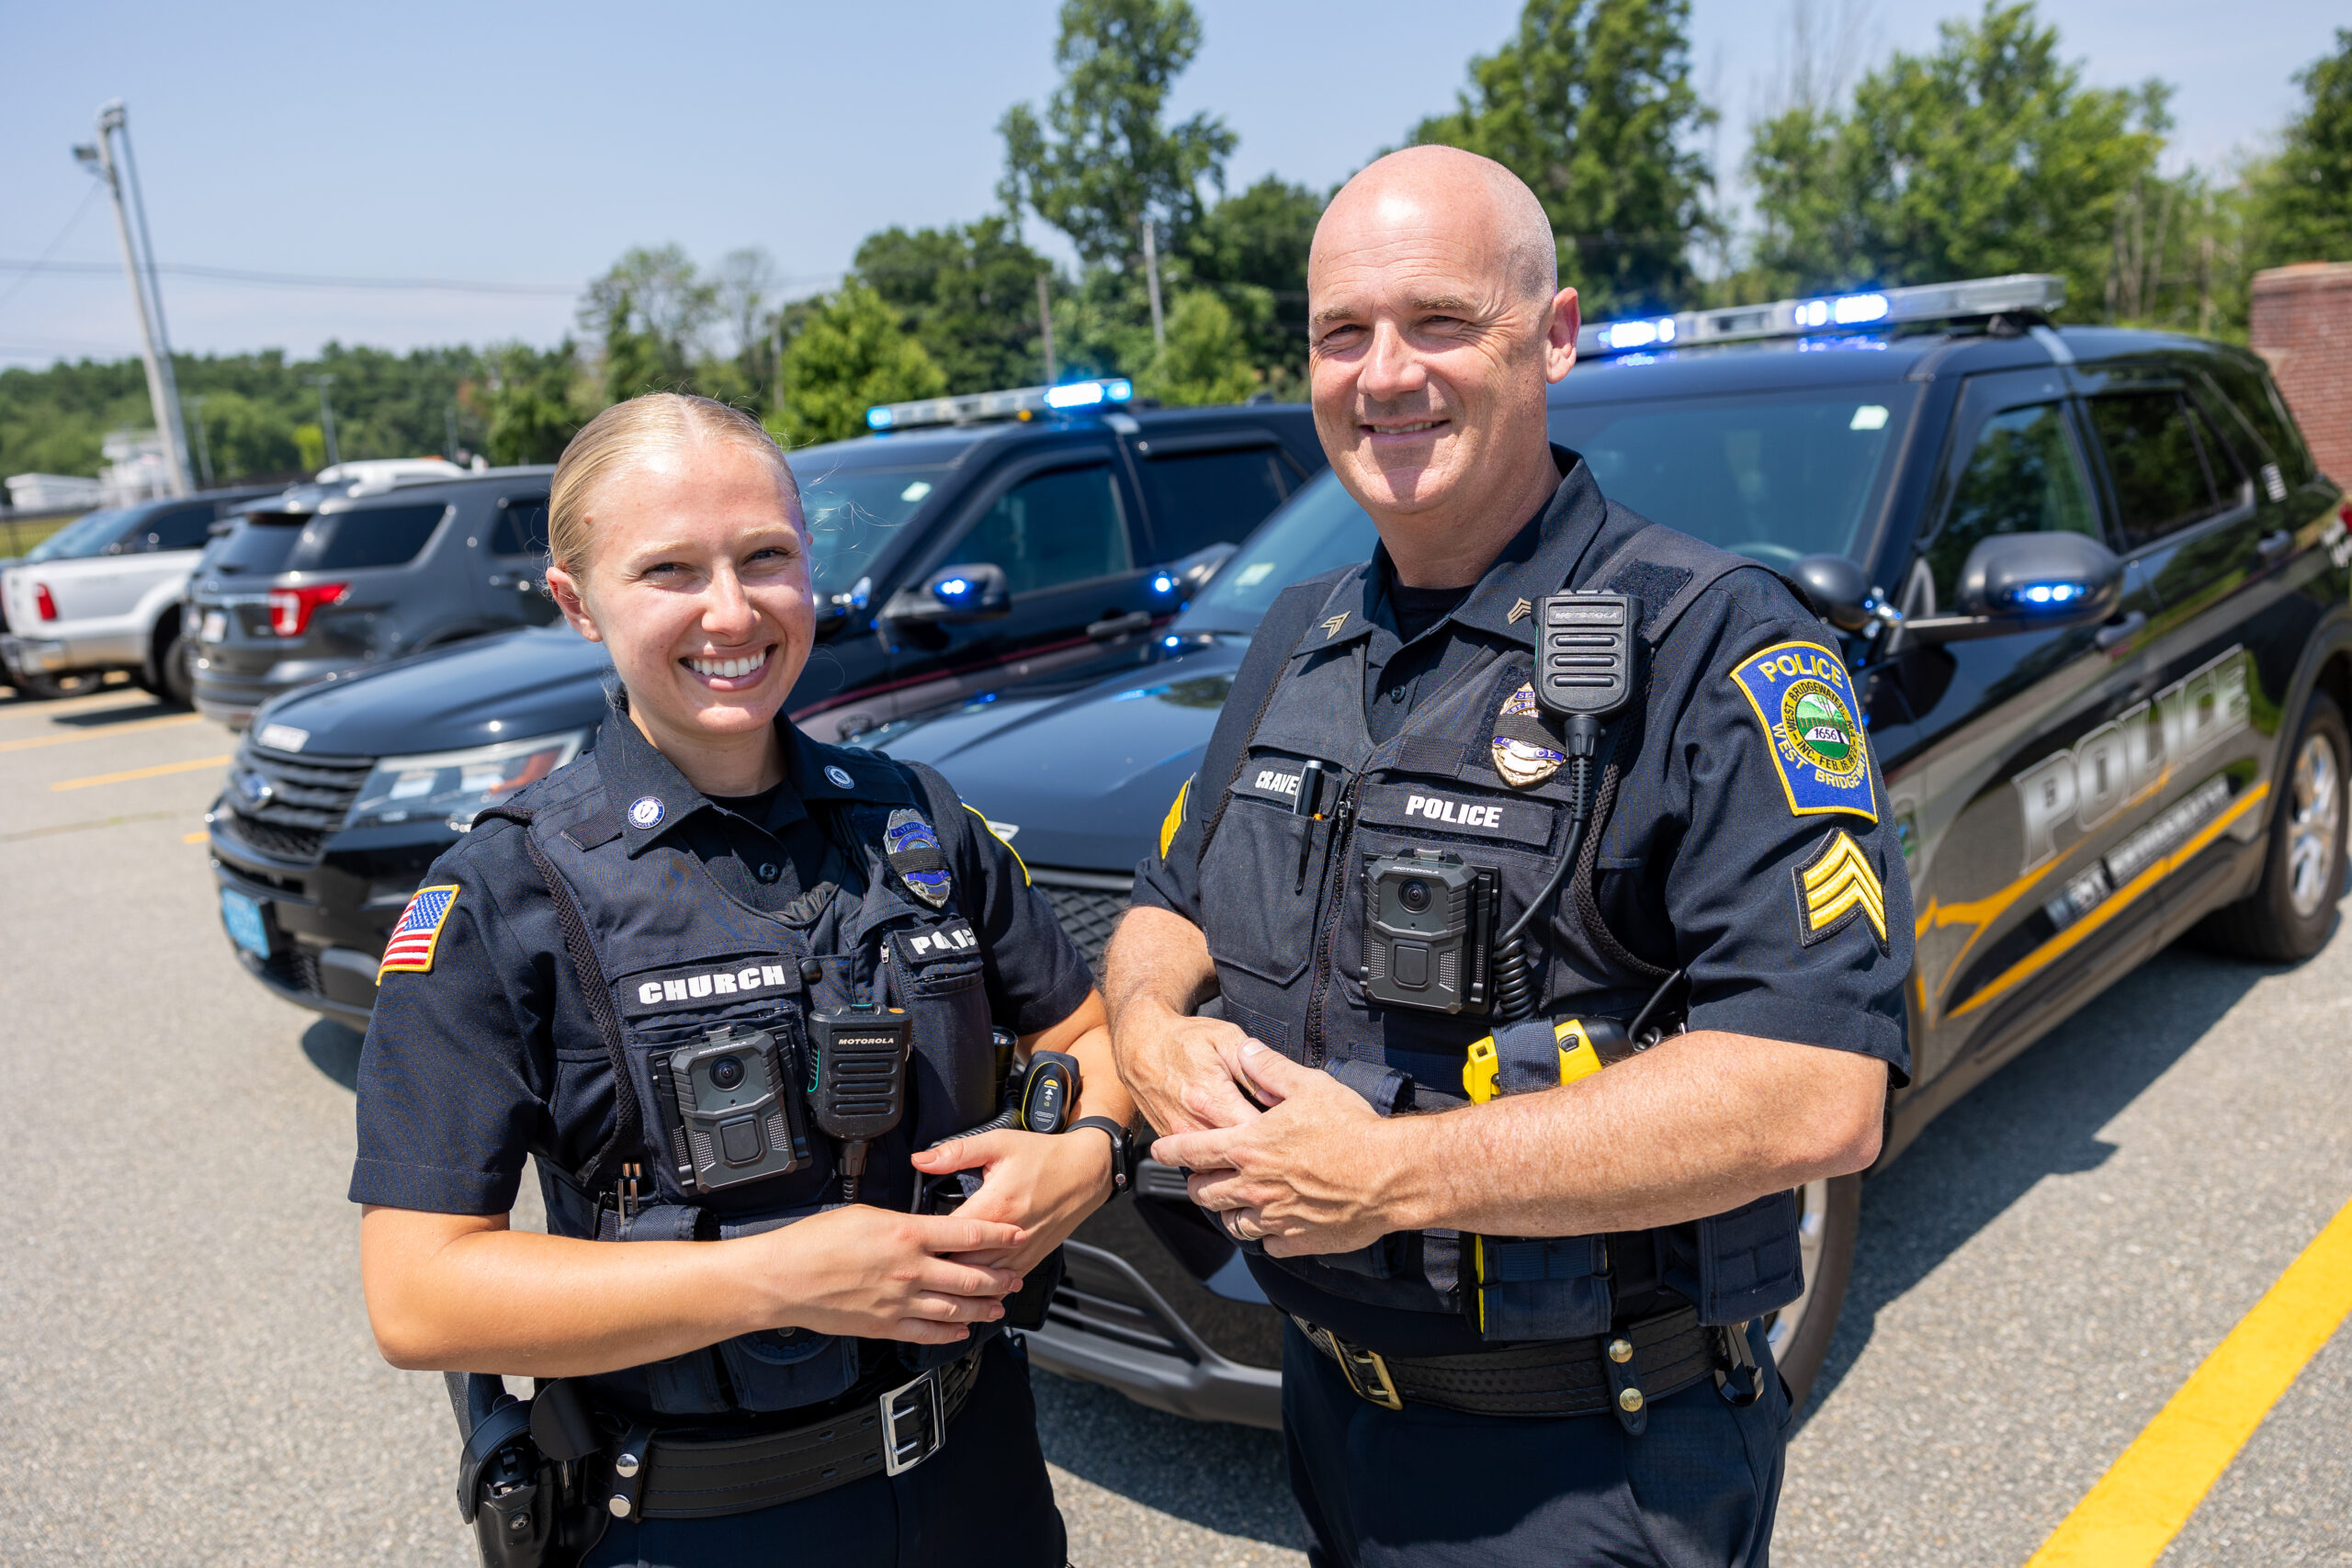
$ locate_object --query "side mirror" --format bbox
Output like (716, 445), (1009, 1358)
(1160, 541), (1238, 598)
(878, 562), (1012, 633)
(1905, 532), (2121, 643)
(1790, 554), (1874, 632)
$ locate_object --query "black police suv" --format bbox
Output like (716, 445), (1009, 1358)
(205, 382), (1323, 1026)
(861, 275), (2352, 1428)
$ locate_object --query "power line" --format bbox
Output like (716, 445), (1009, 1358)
(0, 258), (583, 297)
(0, 186), (105, 318)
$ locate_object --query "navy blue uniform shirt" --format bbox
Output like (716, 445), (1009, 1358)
(1135, 451), (1913, 1353)
(351, 700), (1093, 1215)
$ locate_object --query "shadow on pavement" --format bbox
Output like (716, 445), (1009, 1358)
(50, 699), (175, 729)
(1801, 935), (2286, 1416)
(302, 1019), (365, 1091)
(1032, 1366), (1307, 1551)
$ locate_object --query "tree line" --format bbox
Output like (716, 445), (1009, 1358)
(5, 1), (2347, 482)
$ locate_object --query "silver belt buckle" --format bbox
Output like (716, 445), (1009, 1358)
(879, 1367), (947, 1476)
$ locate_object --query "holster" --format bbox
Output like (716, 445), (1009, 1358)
(449, 1372), (610, 1568)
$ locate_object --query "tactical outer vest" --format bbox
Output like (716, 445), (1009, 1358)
(1196, 520), (1805, 1340)
(486, 747), (1001, 1421)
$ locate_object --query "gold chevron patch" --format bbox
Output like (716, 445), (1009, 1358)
(1322, 614), (1351, 638)
(1508, 597), (1533, 624)
(1795, 830), (1887, 952)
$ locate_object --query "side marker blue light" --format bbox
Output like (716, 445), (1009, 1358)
(866, 407), (894, 429)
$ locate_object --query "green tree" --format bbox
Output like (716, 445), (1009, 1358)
(1135, 290), (1257, 405)
(998, 0), (1236, 271)
(580, 245), (719, 400)
(476, 342), (588, 465)
(776, 283), (948, 446)
(2251, 29), (2352, 267)
(854, 217), (1052, 392)
(1743, 2), (2165, 320)
(1180, 175), (1325, 387)
(1412, 0), (1715, 316)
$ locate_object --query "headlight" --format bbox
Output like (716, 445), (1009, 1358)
(345, 730), (589, 832)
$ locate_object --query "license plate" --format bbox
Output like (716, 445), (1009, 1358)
(200, 610), (226, 643)
(220, 887), (271, 958)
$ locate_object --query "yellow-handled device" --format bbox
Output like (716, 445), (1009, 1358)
(1462, 1017), (1631, 1103)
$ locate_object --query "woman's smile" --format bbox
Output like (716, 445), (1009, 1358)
(684, 645), (775, 689)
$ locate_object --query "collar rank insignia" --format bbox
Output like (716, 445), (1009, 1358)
(1322, 614), (1351, 639)
(1489, 681), (1566, 788)
(884, 808), (952, 908)
(1507, 598), (1533, 624)
(1727, 640), (1877, 821)
(1794, 831), (1887, 953)
(378, 885), (459, 978)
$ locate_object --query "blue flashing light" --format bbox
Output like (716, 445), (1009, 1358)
(866, 406), (895, 429)
(933, 576), (974, 602)
(1834, 292), (1889, 324)
(1104, 378), (1133, 402)
(1600, 317), (1675, 352)
(1164, 635), (1182, 649)
(1150, 572), (1178, 594)
(1046, 381), (1104, 410)
(2019, 582), (2083, 606)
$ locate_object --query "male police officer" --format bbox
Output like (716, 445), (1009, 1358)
(1104, 147), (1912, 1566)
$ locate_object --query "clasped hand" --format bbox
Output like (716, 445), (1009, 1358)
(909, 1125), (1113, 1275)
(1147, 1039), (1408, 1257)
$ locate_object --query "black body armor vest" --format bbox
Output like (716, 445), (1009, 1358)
(485, 749), (1000, 1421)
(1195, 520), (1806, 1339)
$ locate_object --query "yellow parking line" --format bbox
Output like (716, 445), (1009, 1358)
(0, 712), (203, 750)
(183, 829), (209, 843)
(2025, 1195), (2352, 1568)
(51, 754), (231, 791)
(0, 690), (153, 720)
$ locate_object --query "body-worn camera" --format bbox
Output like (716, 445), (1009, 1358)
(650, 1024), (810, 1195)
(1362, 848), (1497, 1015)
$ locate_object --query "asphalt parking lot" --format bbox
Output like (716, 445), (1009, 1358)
(0, 682), (2345, 1567)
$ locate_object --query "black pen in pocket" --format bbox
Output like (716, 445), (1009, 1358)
(1291, 759), (1328, 895)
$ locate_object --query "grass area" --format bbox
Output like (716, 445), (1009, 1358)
(0, 514), (78, 558)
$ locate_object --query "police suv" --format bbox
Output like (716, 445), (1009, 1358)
(203, 382), (1321, 1025)
(863, 276), (2352, 1426)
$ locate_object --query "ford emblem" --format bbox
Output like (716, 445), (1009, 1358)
(234, 771), (275, 807)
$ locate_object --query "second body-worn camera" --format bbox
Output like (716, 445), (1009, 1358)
(650, 1024), (810, 1195)
(1362, 848), (1498, 1015)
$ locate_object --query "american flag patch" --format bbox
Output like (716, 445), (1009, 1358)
(378, 885), (459, 978)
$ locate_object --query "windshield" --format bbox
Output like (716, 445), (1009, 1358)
(795, 463), (949, 596)
(1182, 472), (1376, 628)
(1551, 386), (1917, 566)
(26, 508), (135, 561)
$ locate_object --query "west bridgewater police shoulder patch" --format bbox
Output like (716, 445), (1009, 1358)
(1794, 831), (1887, 953)
(378, 885), (458, 977)
(1728, 641), (1877, 821)
(884, 808), (952, 908)
(1489, 681), (1566, 788)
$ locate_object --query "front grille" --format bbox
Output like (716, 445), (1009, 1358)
(223, 741), (372, 865)
(261, 945), (324, 1000)
(1046, 1246), (1199, 1362)
(1030, 870), (1133, 974)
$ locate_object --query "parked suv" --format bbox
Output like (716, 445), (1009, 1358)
(204, 383), (1324, 1025)
(187, 465), (558, 728)
(0, 486), (277, 701)
(863, 275), (2351, 1427)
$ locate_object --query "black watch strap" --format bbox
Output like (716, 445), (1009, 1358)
(1067, 1116), (1135, 1194)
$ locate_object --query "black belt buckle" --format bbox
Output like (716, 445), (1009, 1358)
(1295, 1316), (1403, 1411)
(879, 1367), (947, 1475)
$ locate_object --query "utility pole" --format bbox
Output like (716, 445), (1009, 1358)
(1036, 274), (1058, 384)
(187, 394), (215, 488)
(1141, 219), (1166, 350)
(73, 100), (190, 497)
(110, 101), (191, 488)
(309, 375), (341, 468)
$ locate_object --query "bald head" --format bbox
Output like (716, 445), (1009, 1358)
(1314, 146), (1558, 311)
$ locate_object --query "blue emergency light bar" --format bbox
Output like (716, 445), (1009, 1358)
(867, 378), (1134, 431)
(1578, 273), (2065, 359)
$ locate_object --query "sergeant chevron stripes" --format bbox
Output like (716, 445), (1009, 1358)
(1794, 831), (1887, 952)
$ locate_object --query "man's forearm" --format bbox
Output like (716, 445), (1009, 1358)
(1102, 904), (1260, 1136)
(1102, 903), (1217, 1031)
(1381, 1031), (1887, 1238)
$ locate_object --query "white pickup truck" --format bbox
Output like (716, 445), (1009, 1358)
(0, 489), (276, 701)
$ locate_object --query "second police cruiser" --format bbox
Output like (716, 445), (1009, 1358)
(1110, 149), (1913, 1565)
(353, 395), (1137, 1567)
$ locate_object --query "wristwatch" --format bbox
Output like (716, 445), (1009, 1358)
(1067, 1115), (1137, 1196)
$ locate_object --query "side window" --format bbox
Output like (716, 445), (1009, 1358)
(1136, 446), (1291, 560)
(290, 504), (450, 571)
(2204, 359), (2317, 489)
(2086, 391), (2226, 550)
(141, 504), (219, 552)
(954, 463), (1131, 597)
(488, 498), (550, 558)
(1925, 402), (2099, 604)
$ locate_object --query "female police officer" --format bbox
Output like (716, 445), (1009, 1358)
(351, 393), (1132, 1567)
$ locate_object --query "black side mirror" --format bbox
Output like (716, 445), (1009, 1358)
(1905, 532), (2121, 643)
(878, 562), (1012, 633)
(1157, 541), (1238, 599)
(1791, 554), (1874, 632)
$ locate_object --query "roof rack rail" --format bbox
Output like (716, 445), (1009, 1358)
(867, 377), (1134, 433)
(1578, 273), (2064, 358)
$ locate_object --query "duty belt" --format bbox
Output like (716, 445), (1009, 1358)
(1292, 1306), (1751, 1429)
(605, 1345), (985, 1521)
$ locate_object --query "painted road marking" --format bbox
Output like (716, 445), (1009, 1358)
(184, 830), (209, 843)
(0, 691), (157, 721)
(0, 810), (183, 844)
(0, 712), (203, 750)
(51, 754), (231, 792)
(2026, 1194), (2352, 1568)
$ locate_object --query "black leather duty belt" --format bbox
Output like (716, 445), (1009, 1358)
(606, 1347), (985, 1521)
(1293, 1306), (1739, 1423)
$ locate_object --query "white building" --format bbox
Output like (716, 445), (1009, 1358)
(5, 473), (106, 511)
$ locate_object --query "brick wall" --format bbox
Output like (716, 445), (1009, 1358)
(2250, 262), (2352, 486)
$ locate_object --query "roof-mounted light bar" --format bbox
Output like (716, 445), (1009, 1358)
(1578, 273), (2065, 359)
(867, 377), (1133, 432)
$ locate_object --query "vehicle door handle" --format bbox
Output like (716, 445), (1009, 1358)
(1086, 610), (1154, 640)
(2257, 529), (2294, 561)
(2095, 610), (2146, 652)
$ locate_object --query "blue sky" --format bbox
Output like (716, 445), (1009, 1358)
(1, 0), (2337, 369)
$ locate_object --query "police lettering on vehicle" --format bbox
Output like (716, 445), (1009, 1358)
(1727, 642), (1875, 820)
